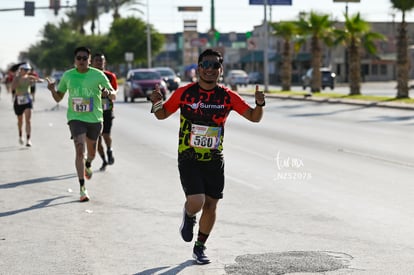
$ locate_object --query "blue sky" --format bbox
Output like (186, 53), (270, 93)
(0, 0), (405, 70)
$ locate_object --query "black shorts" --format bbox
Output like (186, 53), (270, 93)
(68, 120), (102, 140)
(13, 97), (33, 116)
(178, 158), (225, 199)
(102, 110), (114, 134)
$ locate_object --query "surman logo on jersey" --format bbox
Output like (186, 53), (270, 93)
(187, 101), (225, 110)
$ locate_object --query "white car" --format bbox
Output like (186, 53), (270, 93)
(224, 69), (249, 87)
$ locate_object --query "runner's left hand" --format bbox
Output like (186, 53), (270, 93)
(255, 85), (265, 105)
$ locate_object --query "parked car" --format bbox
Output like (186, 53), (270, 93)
(123, 69), (167, 102)
(153, 67), (181, 91)
(51, 70), (64, 85)
(301, 67), (336, 90)
(248, 71), (263, 84)
(224, 69), (249, 87)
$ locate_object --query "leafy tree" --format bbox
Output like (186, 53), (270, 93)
(271, 21), (299, 91)
(390, 0), (414, 98)
(296, 11), (335, 93)
(25, 22), (84, 72)
(334, 13), (385, 95)
(64, 0), (144, 35)
(106, 17), (164, 66)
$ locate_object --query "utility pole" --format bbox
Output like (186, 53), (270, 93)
(146, 0), (152, 68)
(263, 0), (269, 92)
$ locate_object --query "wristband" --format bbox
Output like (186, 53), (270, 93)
(151, 100), (163, 113)
(255, 100), (265, 107)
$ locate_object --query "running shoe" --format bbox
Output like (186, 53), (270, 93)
(80, 186), (89, 202)
(85, 166), (93, 180)
(107, 150), (115, 165)
(26, 139), (32, 147)
(99, 161), (107, 171)
(19, 137), (24, 145)
(179, 207), (196, 242)
(193, 244), (211, 265)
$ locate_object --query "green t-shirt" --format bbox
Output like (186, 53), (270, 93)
(58, 67), (112, 123)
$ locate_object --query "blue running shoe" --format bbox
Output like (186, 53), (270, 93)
(193, 244), (211, 265)
(179, 207), (196, 242)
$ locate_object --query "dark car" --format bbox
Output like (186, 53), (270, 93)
(248, 71), (263, 84)
(123, 69), (168, 102)
(153, 67), (181, 91)
(301, 68), (336, 90)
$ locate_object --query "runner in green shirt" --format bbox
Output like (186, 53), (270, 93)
(46, 46), (115, 202)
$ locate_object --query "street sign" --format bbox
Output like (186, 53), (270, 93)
(190, 38), (208, 47)
(247, 38), (256, 50)
(178, 6), (203, 12)
(249, 0), (292, 5)
(125, 52), (134, 62)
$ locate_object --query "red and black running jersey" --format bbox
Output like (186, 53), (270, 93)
(102, 70), (117, 112)
(163, 82), (250, 161)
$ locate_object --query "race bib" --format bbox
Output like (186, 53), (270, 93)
(190, 124), (222, 149)
(102, 98), (110, 110)
(72, 97), (93, 112)
(17, 95), (30, 105)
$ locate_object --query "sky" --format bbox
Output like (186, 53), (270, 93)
(0, 0), (407, 70)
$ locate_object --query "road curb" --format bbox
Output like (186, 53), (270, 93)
(239, 92), (414, 110)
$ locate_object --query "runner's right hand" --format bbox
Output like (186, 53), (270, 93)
(45, 77), (55, 91)
(149, 84), (163, 103)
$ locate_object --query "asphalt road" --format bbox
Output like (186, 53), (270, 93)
(1, 83), (414, 275)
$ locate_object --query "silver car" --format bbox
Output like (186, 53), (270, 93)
(224, 69), (249, 87)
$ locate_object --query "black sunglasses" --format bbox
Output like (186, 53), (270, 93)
(199, 60), (221, 70)
(76, 55), (89, 61)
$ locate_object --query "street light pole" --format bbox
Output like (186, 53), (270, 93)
(146, 0), (152, 68)
(263, 0), (269, 92)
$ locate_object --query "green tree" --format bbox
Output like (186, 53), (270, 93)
(65, 0), (144, 35)
(105, 17), (164, 66)
(26, 21), (109, 73)
(296, 11), (335, 93)
(26, 22), (83, 72)
(334, 13), (385, 95)
(271, 21), (299, 91)
(390, 0), (414, 98)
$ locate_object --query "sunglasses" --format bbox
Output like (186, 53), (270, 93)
(76, 55), (89, 61)
(199, 60), (221, 70)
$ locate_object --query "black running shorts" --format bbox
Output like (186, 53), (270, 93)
(13, 100), (32, 116)
(102, 110), (114, 134)
(68, 120), (102, 141)
(178, 158), (225, 199)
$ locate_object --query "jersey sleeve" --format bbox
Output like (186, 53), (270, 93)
(226, 87), (250, 115)
(105, 71), (118, 91)
(163, 85), (187, 114)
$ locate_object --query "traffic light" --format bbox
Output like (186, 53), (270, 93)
(24, 1), (35, 16)
(49, 0), (60, 15)
(246, 31), (252, 39)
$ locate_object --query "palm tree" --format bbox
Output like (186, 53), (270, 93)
(66, 0), (144, 34)
(110, 0), (144, 20)
(334, 13), (385, 95)
(390, 0), (414, 98)
(271, 21), (299, 91)
(296, 11), (335, 93)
